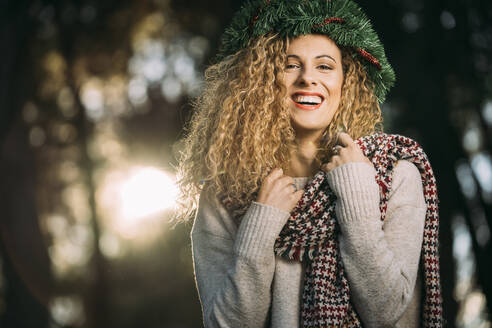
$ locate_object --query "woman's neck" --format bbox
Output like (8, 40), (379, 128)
(286, 135), (321, 178)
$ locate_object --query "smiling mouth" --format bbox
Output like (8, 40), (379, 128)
(291, 92), (324, 110)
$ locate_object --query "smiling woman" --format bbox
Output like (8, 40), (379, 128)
(176, 0), (443, 327)
(284, 35), (344, 135)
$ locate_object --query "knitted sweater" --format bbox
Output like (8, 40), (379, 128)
(191, 160), (426, 327)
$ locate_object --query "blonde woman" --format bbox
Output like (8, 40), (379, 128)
(177, 0), (443, 327)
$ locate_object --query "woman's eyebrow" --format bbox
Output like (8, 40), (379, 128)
(287, 54), (300, 59)
(315, 55), (337, 63)
(286, 54), (337, 63)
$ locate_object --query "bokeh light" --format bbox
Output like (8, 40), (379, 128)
(50, 295), (85, 326)
(119, 167), (177, 220)
(98, 166), (177, 241)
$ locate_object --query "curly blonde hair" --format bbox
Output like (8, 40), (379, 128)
(175, 33), (382, 223)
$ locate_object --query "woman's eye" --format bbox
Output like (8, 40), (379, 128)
(285, 63), (299, 69)
(318, 64), (333, 70)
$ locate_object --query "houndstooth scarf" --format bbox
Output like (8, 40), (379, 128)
(274, 133), (443, 327)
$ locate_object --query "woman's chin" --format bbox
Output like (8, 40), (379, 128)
(290, 106), (335, 132)
(291, 115), (331, 134)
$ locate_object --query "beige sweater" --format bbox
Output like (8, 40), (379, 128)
(191, 161), (427, 327)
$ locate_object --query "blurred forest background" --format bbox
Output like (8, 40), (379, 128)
(0, 0), (491, 327)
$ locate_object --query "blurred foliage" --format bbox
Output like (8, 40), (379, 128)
(0, 0), (491, 327)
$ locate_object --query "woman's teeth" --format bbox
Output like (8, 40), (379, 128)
(292, 95), (323, 105)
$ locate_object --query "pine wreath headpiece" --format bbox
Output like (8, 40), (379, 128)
(218, 0), (396, 103)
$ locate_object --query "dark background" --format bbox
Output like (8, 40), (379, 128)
(0, 0), (491, 327)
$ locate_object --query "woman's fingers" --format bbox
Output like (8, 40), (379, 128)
(291, 189), (304, 203)
(322, 157), (341, 172)
(336, 132), (355, 148)
(276, 175), (295, 189)
(257, 168), (303, 212)
(265, 167), (284, 182)
(323, 133), (372, 172)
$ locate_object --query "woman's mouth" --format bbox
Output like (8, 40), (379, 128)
(291, 92), (324, 110)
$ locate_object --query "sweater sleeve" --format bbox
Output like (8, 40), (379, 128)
(191, 194), (291, 328)
(325, 160), (426, 327)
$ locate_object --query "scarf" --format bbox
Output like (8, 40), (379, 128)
(274, 133), (443, 327)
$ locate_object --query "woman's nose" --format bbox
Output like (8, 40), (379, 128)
(296, 67), (317, 86)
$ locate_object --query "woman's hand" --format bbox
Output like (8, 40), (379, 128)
(256, 168), (304, 213)
(322, 132), (372, 172)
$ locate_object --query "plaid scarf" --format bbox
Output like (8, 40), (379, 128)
(274, 133), (443, 327)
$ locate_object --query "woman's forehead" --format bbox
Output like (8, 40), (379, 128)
(287, 35), (341, 59)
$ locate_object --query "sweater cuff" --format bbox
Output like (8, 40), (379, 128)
(325, 162), (380, 228)
(233, 202), (290, 263)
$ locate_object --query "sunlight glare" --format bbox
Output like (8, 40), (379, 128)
(120, 166), (177, 222)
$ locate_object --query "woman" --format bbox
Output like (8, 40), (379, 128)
(176, 0), (443, 327)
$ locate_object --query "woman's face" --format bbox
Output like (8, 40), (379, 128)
(282, 34), (344, 138)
